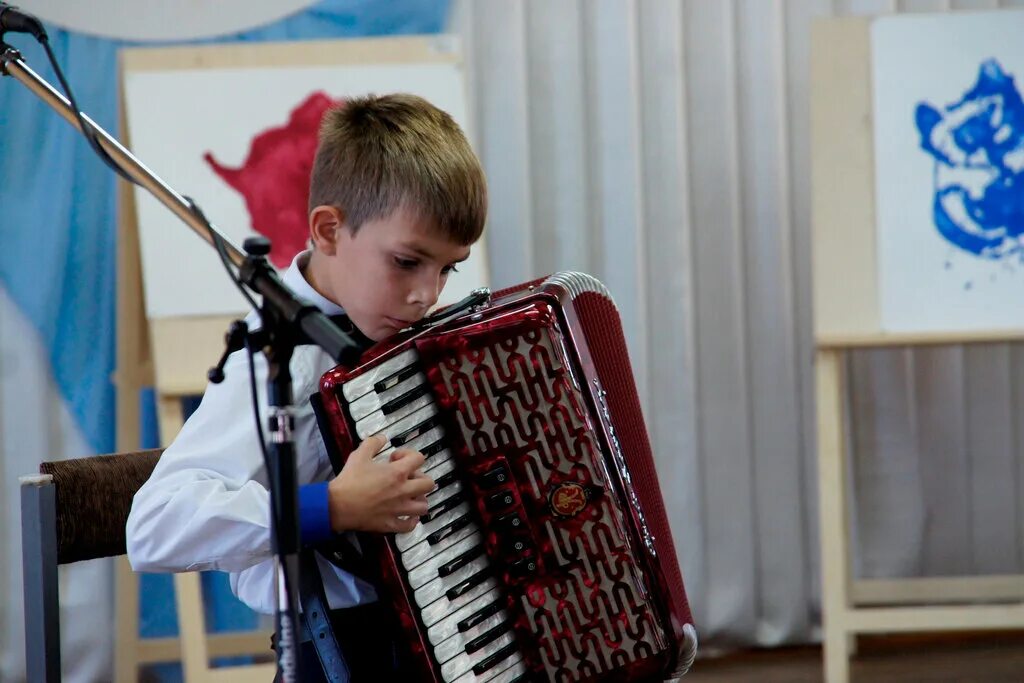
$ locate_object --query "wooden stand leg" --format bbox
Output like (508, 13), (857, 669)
(825, 625), (850, 683)
(115, 73), (273, 681)
(174, 572), (211, 682)
(113, 556), (140, 683)
(114, 101), (152, 682)
(817, 349), (852, 683)
(157, 395), (274, 682)
(156, 396), (186, 448)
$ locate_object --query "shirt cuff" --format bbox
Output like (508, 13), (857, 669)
(299, 482), (333, 546)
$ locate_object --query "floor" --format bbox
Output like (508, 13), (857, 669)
(685, 633), (1024, 682)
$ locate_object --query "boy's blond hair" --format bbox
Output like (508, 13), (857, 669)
(309, 93), (487, 245)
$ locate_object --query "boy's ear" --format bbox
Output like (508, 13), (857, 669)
(309, 205), (346, 255)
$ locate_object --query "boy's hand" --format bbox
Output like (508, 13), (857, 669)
(328, 434), (435, 534)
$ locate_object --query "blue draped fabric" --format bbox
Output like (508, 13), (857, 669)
(0, 28), (120, 455)
(0, 1), (449, 678)
(0, 0), (451, 453)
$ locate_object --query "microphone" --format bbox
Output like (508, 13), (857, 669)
(0, 4), (46, 41)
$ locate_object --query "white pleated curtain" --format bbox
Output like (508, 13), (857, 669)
(454, 0), (1024, 647)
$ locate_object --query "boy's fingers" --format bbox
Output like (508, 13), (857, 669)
(392, 449), (426, 474)
(355, 434), (388, 459)
(393, 515), (420, 534)
(389, 447), (413, 462)
(397, 498), (430, 517)
(402, 476), (435, 498)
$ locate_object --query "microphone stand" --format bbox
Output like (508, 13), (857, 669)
(1, 40), (363, 683)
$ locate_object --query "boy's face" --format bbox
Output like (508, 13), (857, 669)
(308, 204), (471, 341)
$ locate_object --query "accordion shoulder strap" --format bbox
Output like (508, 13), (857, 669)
(298, 549), (351, 682)
(299, 392), (378, 680)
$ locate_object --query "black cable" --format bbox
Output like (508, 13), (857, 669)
(38, 36), (134, 184)
(245, 333), (273, 479)
(183, 196), (260, 311)
(33, 28), (263, 315)
(37, 40), (271, 491)
(40, 25), (284, 582)
(7, 15), (261, 323)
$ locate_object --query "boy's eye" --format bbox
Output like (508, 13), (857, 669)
(441, 264), (460, 275)
(393, 256), (419, 270)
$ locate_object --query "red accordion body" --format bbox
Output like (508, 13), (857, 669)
(317, 273), (696, 682)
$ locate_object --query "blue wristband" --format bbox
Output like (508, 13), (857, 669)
(298, 482), (333, 546)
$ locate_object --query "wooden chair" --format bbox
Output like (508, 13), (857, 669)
(20, 449), (274, 682)
(22, 449), (162, 682)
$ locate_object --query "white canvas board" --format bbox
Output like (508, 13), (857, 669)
(124, 53), (488, 319)
(872, 11), (1024, 333)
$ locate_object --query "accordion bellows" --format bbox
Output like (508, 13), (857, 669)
(317, 272), (697, 682)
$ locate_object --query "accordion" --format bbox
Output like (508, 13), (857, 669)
(315, 272), (697, 682)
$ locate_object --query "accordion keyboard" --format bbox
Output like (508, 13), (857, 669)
(343, 348), (528, 683)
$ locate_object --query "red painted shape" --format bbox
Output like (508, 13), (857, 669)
(204, 92), (344, 268)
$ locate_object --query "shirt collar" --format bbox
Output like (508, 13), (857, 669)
(280, 250), (344, 316)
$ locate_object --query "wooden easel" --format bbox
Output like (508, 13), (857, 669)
(810, 17), (1024, 683)
(112, 90), (273, 681)
(112, 35), (469, 681)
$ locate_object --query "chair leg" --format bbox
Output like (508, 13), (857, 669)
(21, 475), (62, 683)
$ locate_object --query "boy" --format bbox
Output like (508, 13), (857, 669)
(126, 93), (488, 679)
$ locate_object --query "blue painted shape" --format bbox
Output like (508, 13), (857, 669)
(915, 59), (1024, 260)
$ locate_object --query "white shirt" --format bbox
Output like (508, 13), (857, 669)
(126, 251), (377, 614)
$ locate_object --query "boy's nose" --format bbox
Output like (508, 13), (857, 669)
(407, 272), (443, 308)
